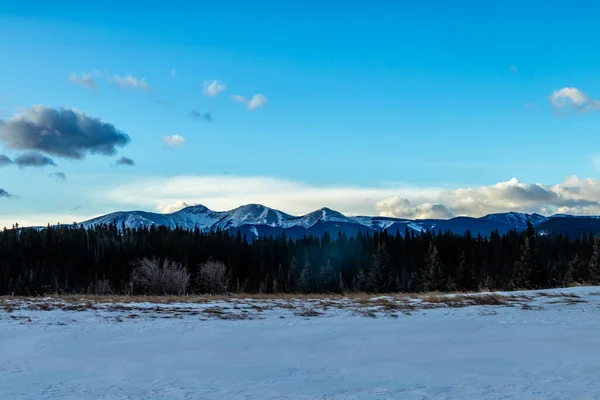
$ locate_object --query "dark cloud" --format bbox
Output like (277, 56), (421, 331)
(190, 109), (211, 122)
(0, 154), (13, 167)
(0, 106), (131, 159)
(116, 156), (135, 166)
(48, 171), (67, 181)
(0, 189), (16, 198)
(15, 152), (56, 168)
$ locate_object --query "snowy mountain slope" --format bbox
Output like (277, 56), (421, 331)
(77, 204), (600, 238)
(282, 207), (357, 229)
(350, 216), (411, 231)
(212, 204), (294, 230)
(81, 206), (225, 231)
(480, 212), (548, 229)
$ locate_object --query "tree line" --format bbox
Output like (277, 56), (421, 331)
(0, 221), (599, 296)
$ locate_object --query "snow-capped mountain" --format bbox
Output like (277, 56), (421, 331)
(211, 204), (293, 230)
(286, 208), (356, 229)
(75, 204), (600, 238)
(480, 212), (548, 229)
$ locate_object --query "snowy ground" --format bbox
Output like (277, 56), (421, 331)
(1, 287), (600, 400)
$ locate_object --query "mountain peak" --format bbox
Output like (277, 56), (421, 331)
(214, 204), (293, 229)
(177, 204), (210, 214)
(235, 203), (273, 212)
(318, 207), (337, 213)
(290, 207), (353, 228)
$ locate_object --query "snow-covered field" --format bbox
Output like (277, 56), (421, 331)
(1, 287), (600, 399)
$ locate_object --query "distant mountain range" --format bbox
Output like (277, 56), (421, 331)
(75, 204), (600, 239)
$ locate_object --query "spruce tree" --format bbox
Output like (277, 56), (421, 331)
(367, 253), (387, 293)
(424, 243), (445, 291)
(457, 250), (476, 291)
(339, 271), (345, 293)
(287, 256), (299, 292)
(354, 268), (367, 292)
(514, 237), (533, 288)
(318, 259), (335, 292)
(589, 237), (600, 284)
(565, 254), (580, 285)
(298, 253), (314, 293)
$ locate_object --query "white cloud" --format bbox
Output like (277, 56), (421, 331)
(230, 94), (268, 110)
(104, 175), (427, 216)
(550, 87), (600, 111)
(112, 74), (151, 91)
(377, 176), (600, 218)
(163, 134), (185, 147)
(68, 71), (99, 89)
(170, 69), (176, 78)
(156, 201), (192, 213)
(230, 95), (247, 103)
(203, 80), (226, 96)
(376, 198), (455, 219)
(102, 175), (600, 218)
(248, 94), (268, 110)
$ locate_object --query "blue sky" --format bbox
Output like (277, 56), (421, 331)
(1, 0), (600, 227)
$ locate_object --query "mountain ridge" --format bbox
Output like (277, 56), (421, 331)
(72, 203), (600, 239)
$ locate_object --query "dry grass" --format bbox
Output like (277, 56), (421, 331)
(420, 293), (520, 308)
(3, 287), (596, 320)
(537, 292), (581, 299)
(294, 308), (323, 317)
(353, 309), (378, 318)
(548, 298), (588, 305)
(0, 291), (526, 317)
(0, 291), (412, 304)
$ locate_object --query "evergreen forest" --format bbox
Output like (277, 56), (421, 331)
(1, 221), (599, 296)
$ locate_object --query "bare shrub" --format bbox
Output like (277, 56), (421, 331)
(88, 279), (113, 295)
(131, 258), (190, 295)
(197, 259), (229, 294)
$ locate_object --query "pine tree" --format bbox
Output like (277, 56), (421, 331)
(511, 221), (544, 289)
(353, 268), (367, 292)
(297, 253), (314, 293)
(589, 238), (600, 284)
(457, 250), (476, 291)
(287, 256), (299, 292)
(366, 254), (386, 293)
(273, 262), (284, 293)
(424, 243), (445, 291)
(339, 271), (345, 293)
(564, 254), (580, 285)
(514, 237), (533, 288)
(318, 259), (335, 292)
